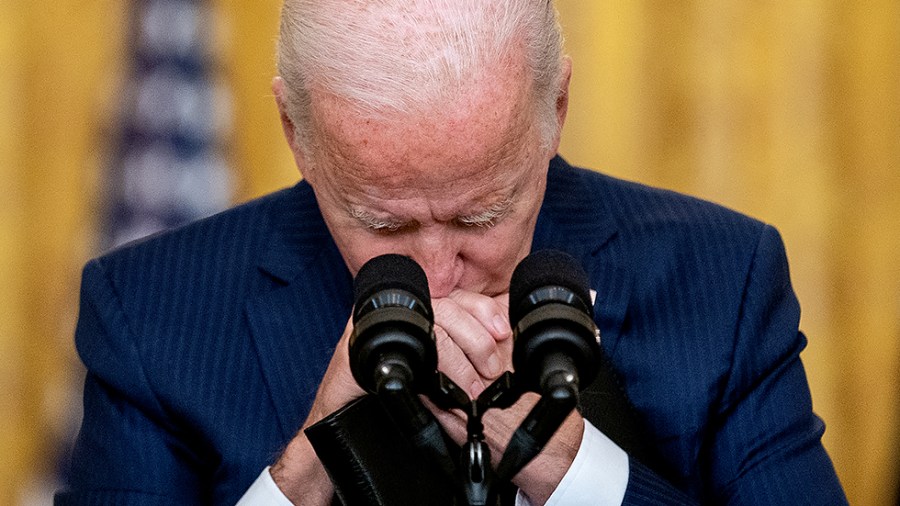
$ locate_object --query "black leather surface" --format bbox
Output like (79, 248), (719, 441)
(306, 395), (461, 505)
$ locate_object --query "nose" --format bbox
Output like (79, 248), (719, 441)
(411, 226), (463, 298)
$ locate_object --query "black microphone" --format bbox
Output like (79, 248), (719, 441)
(509, 249), (601, 397)
(348, 254), (458, 483)
(496, 249), (602, 480)
(349, 253), (437, 395)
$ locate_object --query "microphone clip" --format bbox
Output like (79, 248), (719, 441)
(427, 371), (519, 506)
(426, 367), (580, 505)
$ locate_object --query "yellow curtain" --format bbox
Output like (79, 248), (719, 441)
(2, 1), (897, 505)
(555, 2), (900, 505)
(1, 0), (128, 503)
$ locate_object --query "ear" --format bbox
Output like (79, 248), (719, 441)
(546, 56), (572, 156)
(556, 56), (572, 131)
(547, 56), (572, 156)
(272, 77), (309, 173)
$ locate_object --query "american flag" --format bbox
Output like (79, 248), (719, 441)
(103, 0), (232, 249)
(35, 2), (234, 501)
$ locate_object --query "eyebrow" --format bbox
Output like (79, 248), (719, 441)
(347, 207), (408, 231)
(455, 197), (514, 228)
(347, 195), (515, 231)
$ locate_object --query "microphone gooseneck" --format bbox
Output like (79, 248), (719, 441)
(497, 249), (602, 481)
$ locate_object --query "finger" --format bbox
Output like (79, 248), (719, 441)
(448, 289), (512, 342)
(453, 290), (513, 374)
(434, 324), (485, 398)
(433, 296), (504, 379)
(328, 318), (359, 390)
(489, 292), (515, 373)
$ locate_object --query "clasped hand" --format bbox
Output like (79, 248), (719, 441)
(274, 289), (582, 505)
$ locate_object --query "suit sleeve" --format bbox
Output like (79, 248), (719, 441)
(701, 225), (846, 504)
(619, 225), (845, 504)
(55, 260), (205, 505)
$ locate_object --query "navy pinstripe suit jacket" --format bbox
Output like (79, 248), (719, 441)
(58, 157), (846, 504)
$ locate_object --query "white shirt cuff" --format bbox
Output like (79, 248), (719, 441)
(236, 466), (294, 505)
(515, 418), (629, 506)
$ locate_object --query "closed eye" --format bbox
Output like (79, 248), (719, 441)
(455, 198), (513, 229)
(348, 207), (413, 233)
(454, 215), (497, 228)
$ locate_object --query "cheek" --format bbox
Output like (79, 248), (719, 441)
(337, 233), (412, 275)
(460, 234), (522, 264)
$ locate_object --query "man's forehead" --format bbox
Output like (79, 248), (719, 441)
(308, 79), (535, 180)
(337, 159), (520, 216)
(310, 66), (530, 136)
(309, 114), (535, 222)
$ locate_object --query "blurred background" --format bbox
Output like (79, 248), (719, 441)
(1, 0), (897, 504)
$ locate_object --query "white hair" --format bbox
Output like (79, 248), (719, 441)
(276, 0), (565, 149)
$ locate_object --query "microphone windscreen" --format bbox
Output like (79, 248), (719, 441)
(509, 250), (592, 327)
(353, 254), (431, 312)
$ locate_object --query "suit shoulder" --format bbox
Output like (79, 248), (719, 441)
(96, 186), (292, 268)
(83, 185), (303, 308)
(552, 159), (767, 243)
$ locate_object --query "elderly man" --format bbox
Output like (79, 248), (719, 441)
(58, 0), (846, 504)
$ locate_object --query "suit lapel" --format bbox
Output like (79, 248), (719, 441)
(245, 182), (353, 438)
(532, 158), (634, 358)
(532, 160), (655, 462)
